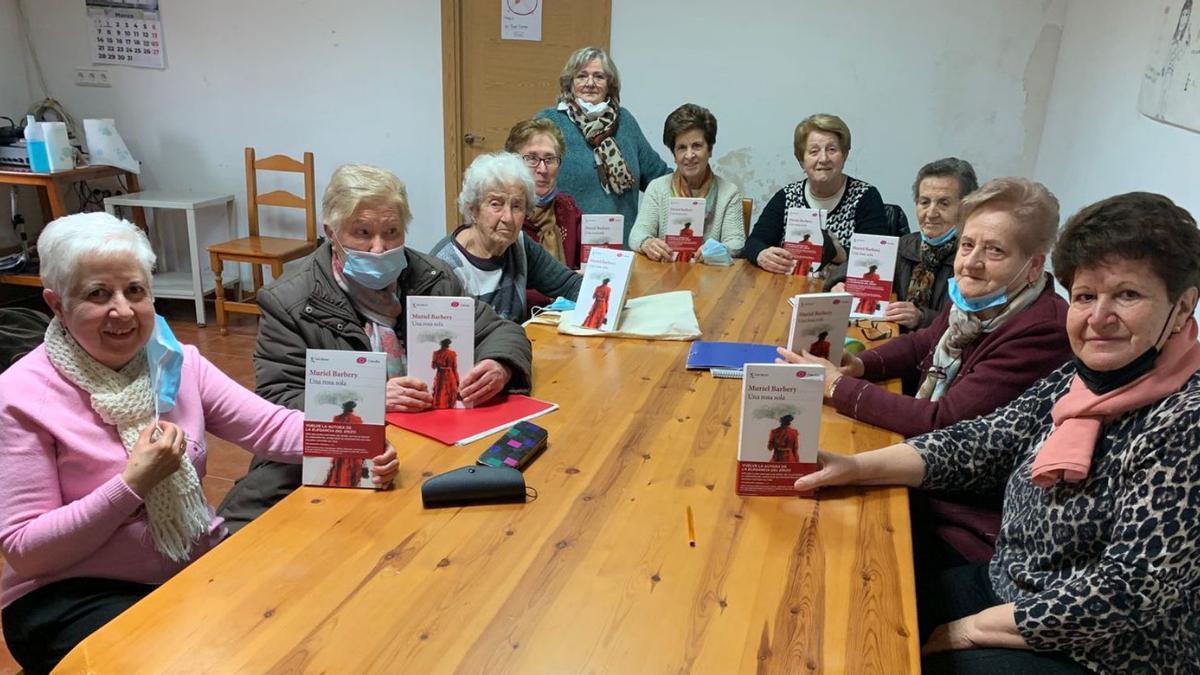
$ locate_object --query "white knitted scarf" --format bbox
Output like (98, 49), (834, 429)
(43, 318), (210, 562)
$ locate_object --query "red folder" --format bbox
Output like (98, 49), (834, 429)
(385, 394), (559, 446)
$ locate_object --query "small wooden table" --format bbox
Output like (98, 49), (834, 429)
(57, 259), (919, 673)
(0, 164), (146, 288)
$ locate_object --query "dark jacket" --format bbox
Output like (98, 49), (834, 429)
(216, 243), (532, 532)
(823, 232), (955, 329)
(830, 275), (1070, 438)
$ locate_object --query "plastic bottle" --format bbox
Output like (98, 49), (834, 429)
(24, 115), (50, 173)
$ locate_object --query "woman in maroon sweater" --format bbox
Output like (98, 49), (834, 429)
(781, 177), (1072, 569)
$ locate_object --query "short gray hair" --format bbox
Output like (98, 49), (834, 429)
(557, 46), (621, 105)
(457, 152), (536, 218)
(322, 164), (414, 235)
(959, 177), (1060, 256)
(38, 212), (156, 301)
(911, 157), (979, 201)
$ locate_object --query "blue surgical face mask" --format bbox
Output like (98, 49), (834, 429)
(146, 314), (184, 416)
(920, 227), (957, 247)
(334, 236), (408, 289)
(947, 258), (1034, 313)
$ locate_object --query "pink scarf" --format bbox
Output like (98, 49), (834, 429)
(1031, 318), (1200, 487)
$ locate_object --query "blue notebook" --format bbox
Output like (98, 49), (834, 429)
(686, 341), (780, 378)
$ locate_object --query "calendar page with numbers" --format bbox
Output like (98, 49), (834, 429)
(87, 0), (165, 69)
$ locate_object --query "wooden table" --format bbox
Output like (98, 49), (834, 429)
(0, 164), (145, 287)
(57, 259), (918, 674)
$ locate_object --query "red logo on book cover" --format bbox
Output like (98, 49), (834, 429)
(356, 356), (367, 364)
(451, 301), (460, 308)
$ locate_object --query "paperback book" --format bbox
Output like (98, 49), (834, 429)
(302, 349), (387, 489)
(782, 207), (826, 276)
(786, 292), (852, 365)
(569, 247), (635, 331)
(844, 233), (899, 319)
(736, 363), (824, 497)
(407, 296), (475, 409)
(664, 197), (705, 262)
(580, 214), (624, 264)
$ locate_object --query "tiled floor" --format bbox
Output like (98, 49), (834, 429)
(0, 299), (262, 672)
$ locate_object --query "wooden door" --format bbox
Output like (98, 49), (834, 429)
(441, 0), (611, 230)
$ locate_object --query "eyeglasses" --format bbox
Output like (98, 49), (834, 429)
(521, 154), (561, 168)
(573, 72), (608, 84)
(853, 319), (893, 342)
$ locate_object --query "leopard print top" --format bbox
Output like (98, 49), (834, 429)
(909, 364), (1200, 673)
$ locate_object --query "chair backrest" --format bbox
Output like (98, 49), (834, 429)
(244, 147), (316, 243)
(742, 197), (753, 236)
(883, 203), (910, 237)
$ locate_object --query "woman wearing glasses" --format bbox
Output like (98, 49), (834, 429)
(430, 152), (582, 322)
(629, 104), (746, 261)
(504, 118), (583, 270)
(779, 178), (1072, 569)
(536, 46), (670, 246)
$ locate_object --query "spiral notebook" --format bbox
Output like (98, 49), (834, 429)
(685, 341), (781, 379)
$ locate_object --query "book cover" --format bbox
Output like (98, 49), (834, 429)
(844, 233), (899, 320)
(302, 349), (387, 489)
(786, 292), (852, 365)
(406, 296), (475, 409)
(664, 197), (705, 262)
(580, 214), (624, 264)
(569, 247), (634, 331)
(736, 363), (824, 497)
(782, 207), (826, 276)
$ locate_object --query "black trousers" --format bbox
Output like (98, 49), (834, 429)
(917, 564), (1093, 675)
(2, 576), (156, 675)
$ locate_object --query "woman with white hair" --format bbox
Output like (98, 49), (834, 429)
(0, 213), (399, 673)
(430, 152), (583, 321)
(217, 163), (532, 533)
(536, 46), (670, 244)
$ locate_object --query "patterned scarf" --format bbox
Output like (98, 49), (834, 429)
(564, 100), (635, 195)
(916, 273), (1047, 401)
(331, 257), (407, 378)
(906, 237), (957, 309)
(525, 197), (566, 265)
(43, 318), (210, 562)
(671, 167), (717, 230)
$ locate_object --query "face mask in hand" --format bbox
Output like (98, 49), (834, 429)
(146, 314), (184, 416)
(334, 236), (408, 290)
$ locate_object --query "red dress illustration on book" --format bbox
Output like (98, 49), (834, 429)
(675, 224), (698, 262)
(768, 415), (799, 463)
(791, 234), (818, 275)
(856, 266), (881, 314)
(582, 279), (612, 329)
(431, 339), (460, 409)
(808, 331), (831, 360)
(325, 402), (365, 487)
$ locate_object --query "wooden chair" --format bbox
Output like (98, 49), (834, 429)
(742, 197), (753, 236)
(208, 148), (317, 334)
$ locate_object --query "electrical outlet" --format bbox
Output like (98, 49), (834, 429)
(74, 68), (112, 88)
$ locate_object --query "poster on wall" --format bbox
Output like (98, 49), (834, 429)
(501, 0), (542, 41)
(1139, 1), (1200, 132)
(87, 0), (166, 69)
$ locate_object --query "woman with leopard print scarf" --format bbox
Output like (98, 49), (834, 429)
(536, 46), (670, 247)
(793, 192), (1200, 674)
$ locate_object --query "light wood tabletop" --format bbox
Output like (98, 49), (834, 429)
(56, 259), (918, 674)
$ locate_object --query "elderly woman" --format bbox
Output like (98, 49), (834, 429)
(216, 164), (529, 533)
(745, 113), (888, 274)
(826, 157), (979, 329)
(781, 178), (1072, 566)
(794, 192), (1200, 673)
(430, 152), (583, 321)
(629, 103), (746, 260)
(536, 46), (670, 244)
(504, 118), (584, 270)
(0, 213), (398, 673)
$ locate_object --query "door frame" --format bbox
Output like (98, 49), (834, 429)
(441, 0), (464, 233)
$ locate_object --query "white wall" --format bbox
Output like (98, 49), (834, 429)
(612, 0), (1067, 225)
(1, 0), (37, 247)
(1035, 0), (1200, 225)
(7, 0), (446, 278)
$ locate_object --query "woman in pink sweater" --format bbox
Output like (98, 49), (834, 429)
(0, 213), (398, 674)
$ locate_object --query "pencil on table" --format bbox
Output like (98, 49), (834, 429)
(686, 505), (696, 547)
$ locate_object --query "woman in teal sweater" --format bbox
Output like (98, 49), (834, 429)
(536, 46), (670, 246)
